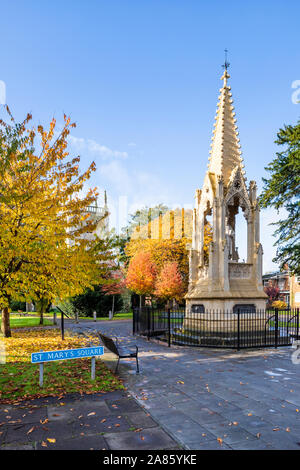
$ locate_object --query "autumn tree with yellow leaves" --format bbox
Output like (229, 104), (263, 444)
(0, 107), (110, 337)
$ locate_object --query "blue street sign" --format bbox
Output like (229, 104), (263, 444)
(31, 346), (104, 364)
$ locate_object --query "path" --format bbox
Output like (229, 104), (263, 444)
(68, 319), (300, 450)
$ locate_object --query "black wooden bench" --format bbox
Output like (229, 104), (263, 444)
(98, 333), (139, 374)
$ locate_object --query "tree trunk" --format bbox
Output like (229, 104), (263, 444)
(38, 298), (49, 325)
(36, 300), (43, 325)
(139, 295), (142, 308)
(1, 307), (11, 338)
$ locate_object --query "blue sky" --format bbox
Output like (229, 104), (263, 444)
(0, 0), (299, 272)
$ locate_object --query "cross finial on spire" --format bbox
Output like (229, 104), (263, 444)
(222, 48), (230, 71)
(221, 49), (230, 86)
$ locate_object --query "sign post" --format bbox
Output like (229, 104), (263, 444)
(39, 350), (44, 387)
(61, 310), (65, 340)
(91, 356), (96, 380)
(31, 346), (104, 386)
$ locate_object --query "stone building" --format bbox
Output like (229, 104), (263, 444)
(73, 190), (109, 242)
(185, 67), (267, 312)
(81, 191), (109, 240)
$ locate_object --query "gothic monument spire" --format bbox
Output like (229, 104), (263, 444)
(208, 62), (244, 186)
(185, 60), (267, 314)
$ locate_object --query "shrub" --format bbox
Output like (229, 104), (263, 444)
(9, 299), (26, 312)
(272, 300), (287, 309)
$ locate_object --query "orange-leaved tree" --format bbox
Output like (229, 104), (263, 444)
(125, 238), (189, 290)
(0, 106), (103, 337)
(154, 261), (185, 303)
(125, 251), (157, 307)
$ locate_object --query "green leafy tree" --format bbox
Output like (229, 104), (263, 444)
(70, 285), (123, 317)
(260, 121), (300, 274)
(123, 204), (169, 237)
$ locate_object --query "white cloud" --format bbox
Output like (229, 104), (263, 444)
(68, 134), (128, 159)
(68, 134), (86, 149)
(87, 139), (128, 159)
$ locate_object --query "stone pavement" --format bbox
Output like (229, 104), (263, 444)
(0, 390), (179, 450)
(67, 319), (300, 450)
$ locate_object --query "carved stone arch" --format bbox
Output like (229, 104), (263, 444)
(203, 199), (213, 221)
(225, 165), (250, 203)
(225, 192), (251, 221)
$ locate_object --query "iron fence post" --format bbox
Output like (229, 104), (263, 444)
(151, 304), (154, 332)
(297, 308), (299, 338)
(275, 308), (279, 348)
(237, 310), (240, 350)
(147, 307), (150, 341)
(168, 308), (171, 347)
(61, 310), (64, 341)
(133, 308), (136, 335)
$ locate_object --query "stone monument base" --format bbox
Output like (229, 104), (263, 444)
(183, 311), (268, 333)
(185, 277), (268, 315)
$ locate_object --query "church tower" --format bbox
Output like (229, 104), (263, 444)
(186, 66), (267, 313)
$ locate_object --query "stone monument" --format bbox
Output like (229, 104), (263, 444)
(185, 66), (267, 316)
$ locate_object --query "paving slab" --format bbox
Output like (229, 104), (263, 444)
(125, 411), (157, 428)
(35, 435), (108, 450)
(103, 427), (178, 450)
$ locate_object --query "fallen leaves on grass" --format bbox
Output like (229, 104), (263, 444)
(0, 329), (123, 404)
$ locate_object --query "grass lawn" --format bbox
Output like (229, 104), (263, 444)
(2, 316), (53, 329)
(0, 329), (123, 404)
(79, 312), (133, 321)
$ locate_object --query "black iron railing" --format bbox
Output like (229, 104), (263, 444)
(133, 307), (300, 349)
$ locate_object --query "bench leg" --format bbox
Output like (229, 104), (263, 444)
(136, 356), (140, 374)
(115, 357), (120, 374)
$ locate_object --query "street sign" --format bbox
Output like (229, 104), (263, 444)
(31, 346), (105, 386)
(31, 346), (104, 363)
